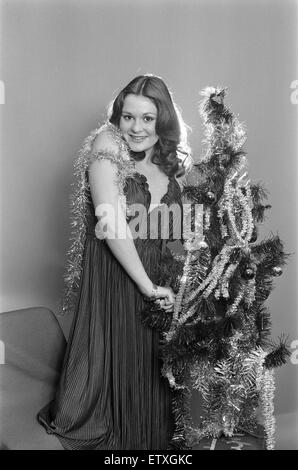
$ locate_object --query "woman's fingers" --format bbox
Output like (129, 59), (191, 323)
(154, 286), (175, 307)
(159, 304), (174, 312)
(155, 299), (174, 312)
(162, 305), (174, 312)
(157, 286), (174, 300)
(166, 294), (175, 304)
(156, 298), (174, 307)
(155, 298), (174, 312)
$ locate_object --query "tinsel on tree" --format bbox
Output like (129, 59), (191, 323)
(141, 86), (290, 450)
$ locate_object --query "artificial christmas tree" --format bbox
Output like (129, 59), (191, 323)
(141, 86), (290, 450)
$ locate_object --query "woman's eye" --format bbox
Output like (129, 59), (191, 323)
(122, 115), (132, 120)
(144, 116), (154, 122)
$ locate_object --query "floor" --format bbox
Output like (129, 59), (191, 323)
(2, 413), (296, 451)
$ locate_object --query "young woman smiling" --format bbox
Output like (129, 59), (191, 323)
(37, 74), (192, 450)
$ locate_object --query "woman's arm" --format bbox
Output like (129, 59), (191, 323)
(88, 132), (175, 303)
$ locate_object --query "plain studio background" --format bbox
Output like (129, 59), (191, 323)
(0, 0), (297, 447)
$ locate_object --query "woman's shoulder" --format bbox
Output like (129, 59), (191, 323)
(91, 121), (125, 155)
(88, 121), (132, 165)
(88, 121), (135, 177)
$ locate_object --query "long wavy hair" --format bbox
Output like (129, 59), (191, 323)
(108, 74), (192, 177)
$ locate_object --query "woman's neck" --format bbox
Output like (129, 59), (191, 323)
(135, 156), (156, 175)
(142, 148), (155, 166)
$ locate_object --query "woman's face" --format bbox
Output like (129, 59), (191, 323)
(119, 94), (159, 156)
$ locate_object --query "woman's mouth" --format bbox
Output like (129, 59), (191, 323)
(129, 135), (147, 143)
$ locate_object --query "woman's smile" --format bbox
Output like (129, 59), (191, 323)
(129, 135), (147, 143)
(119, 94), (159, 157)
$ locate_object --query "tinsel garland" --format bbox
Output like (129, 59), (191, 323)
(165, 205), (210, 339)
(258, 369), (276, 450)
(140, 85), (290, 450)
(60, 121), (137, 315)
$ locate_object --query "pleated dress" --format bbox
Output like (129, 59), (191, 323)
(37, 151), (183, 450)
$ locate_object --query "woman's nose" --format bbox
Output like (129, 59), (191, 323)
(131, 119), (143, 133)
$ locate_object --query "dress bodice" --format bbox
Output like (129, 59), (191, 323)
(85, 171), (183, 245)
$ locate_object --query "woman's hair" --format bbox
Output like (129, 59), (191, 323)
(108, 74), (192, 177)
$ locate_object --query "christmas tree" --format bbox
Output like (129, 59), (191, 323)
(141, 86), (290, 450)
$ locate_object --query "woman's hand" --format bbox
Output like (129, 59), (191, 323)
(154, 297), (175, 312)
(140, 283), (175, 307)
(154, 286), (175, 312)
(155, 285), (175, 304)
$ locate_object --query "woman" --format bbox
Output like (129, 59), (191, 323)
(37, 74), (192, 450)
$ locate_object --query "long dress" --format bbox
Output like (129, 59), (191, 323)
(37, 124), (184, 450)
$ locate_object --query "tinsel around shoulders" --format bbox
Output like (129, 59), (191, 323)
(60, 120), (137, 316)
(78, 120), (136, 171)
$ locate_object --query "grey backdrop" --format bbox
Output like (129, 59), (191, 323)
(1, 0), (297, 423)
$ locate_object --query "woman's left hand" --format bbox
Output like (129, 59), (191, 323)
(154, 298), (174, 312)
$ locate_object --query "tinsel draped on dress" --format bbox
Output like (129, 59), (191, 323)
(37, 122), (183, 450)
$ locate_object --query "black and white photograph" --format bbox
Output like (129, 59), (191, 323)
(0, 0), (297, 454)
